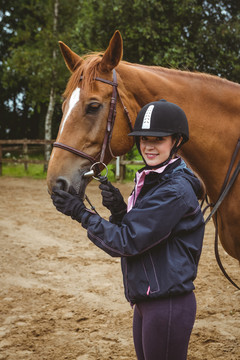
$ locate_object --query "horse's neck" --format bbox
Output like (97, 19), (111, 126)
(120, 63), (240, 201)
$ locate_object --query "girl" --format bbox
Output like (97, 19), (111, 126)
(51, 99), (205, 360)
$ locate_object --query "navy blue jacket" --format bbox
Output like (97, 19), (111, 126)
(82, 159), (205, 304)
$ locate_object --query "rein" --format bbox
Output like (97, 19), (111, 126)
(202, 137), (240, 290)
(53, 69), (133, 167)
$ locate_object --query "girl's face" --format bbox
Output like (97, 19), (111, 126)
(140, 135), (175, 166)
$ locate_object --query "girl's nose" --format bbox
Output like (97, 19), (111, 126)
(145, 142), (155, 149)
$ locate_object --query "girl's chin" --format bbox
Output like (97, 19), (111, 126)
(145, 159), (160, 166)
(144, 156), (168, 166)
(146, 162), (159, 166)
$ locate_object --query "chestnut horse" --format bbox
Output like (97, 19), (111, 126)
(47, 30), (240, 263)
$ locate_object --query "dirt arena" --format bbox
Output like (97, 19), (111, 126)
(0, 177), (239, 360)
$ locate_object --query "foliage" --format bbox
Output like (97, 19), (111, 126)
(125, 144), (141, 161)
(0, 0), (78, 139)
(73, 0), (240, 80)
(1, 0), (240, 141)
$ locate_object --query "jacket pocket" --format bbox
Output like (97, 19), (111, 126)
(142, 251), (160, 294)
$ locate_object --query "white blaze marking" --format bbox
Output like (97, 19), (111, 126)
(60, 87), (80, 135)
(142, 104), (154, 129)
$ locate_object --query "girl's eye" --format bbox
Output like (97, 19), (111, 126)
(141, 136), (164, 141)
(86, 102), (101, 114)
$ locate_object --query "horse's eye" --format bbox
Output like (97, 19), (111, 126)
(86, 102), (101, 114)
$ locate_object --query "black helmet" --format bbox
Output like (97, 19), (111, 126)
(128, 99), (189, 144)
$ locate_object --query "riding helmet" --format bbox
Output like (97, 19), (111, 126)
(128, 99), (189, 145)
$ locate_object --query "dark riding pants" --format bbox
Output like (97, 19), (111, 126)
(133, 292), (196, 360)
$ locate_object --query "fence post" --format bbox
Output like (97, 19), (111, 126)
(120, 156), (126, 181)
(23, 139), (29, 171)
(0, 145), (2, 176)
(115, 157), (120, 180)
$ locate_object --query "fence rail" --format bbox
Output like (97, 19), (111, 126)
(0, 139), (54, 175)
(0, 139), (144, 179)
(0, 139), (54, 145)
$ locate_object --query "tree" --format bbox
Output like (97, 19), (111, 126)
(0, 0), (79, 140)
(1, 0), (240, 142)
(73, 0), (240, 81)
(44, 0), (59, 171)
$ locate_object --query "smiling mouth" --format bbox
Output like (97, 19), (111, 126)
(145, 153), (158, 157)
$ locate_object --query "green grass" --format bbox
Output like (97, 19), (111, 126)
(2, 163), (47, 179)
(1, 163), (143, 182)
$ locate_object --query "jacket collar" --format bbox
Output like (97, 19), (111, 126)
(128, 157), (185, 212)
(136, 156), (183, 181)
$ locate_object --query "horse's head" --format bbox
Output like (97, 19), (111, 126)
(47, 31), (135, 198)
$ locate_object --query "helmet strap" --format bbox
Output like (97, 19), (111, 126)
(170, 134), (182, 157)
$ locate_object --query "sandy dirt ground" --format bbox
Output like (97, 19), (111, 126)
(0, 177), (239, 360)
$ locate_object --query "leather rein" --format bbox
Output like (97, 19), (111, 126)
(202, 137), (240, 290)
(53, 69), (133, 167)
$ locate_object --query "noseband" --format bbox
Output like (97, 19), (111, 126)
(53, 69), (133, 166)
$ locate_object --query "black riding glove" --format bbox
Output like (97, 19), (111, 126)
(99, 180), (127, 223)
(51, 186), (87, 223)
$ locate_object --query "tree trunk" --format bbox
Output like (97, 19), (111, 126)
(44, 87), (56, 171)
(44, 0), (59, 172)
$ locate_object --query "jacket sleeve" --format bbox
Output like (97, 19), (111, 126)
(81, 182), (190, 257)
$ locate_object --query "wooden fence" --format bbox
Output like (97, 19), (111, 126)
(0, 139), (54, 175)
(0, 139), (144, 179)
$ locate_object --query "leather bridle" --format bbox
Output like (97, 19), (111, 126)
(53, 69), (133, 169)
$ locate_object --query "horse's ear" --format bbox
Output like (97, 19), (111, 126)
(99, 30), (123, 72)
(58, 41), (83, 72)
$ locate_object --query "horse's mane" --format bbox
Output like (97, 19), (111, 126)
(63, 53), (240, 98)
(63, 52), (104, 98)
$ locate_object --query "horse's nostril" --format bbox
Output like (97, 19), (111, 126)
(55, 177), (70, 192)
